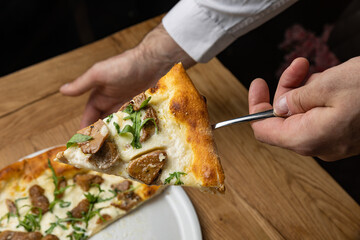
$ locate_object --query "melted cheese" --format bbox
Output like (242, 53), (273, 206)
(0, 170), (156, 239)
(62, 93), (198, 187)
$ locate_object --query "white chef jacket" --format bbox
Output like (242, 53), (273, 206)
(163, 0), (298, 62)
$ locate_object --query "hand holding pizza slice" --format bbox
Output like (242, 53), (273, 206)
(55, 63), (225, 193)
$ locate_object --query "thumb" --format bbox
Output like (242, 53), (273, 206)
(274, 84), (326, 117)
(60, 68), (98, 96)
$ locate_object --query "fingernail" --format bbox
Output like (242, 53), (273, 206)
(274, 96), (289, 116)
(60, 83), (69, 91)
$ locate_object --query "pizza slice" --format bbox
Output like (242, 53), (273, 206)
(55, 63), (225, 193)
(0, 146), (163, 239)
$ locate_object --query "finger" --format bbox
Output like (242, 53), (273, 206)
(249, 78), (288, 146)
(80, 99), (102, 128)
(274, 57), (309, 102)
(60, 65), (100, 96)
(248, 78), (272, 114)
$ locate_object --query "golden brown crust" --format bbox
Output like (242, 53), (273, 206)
(147, 63), (225, 192)
(0, 146), (87, 193)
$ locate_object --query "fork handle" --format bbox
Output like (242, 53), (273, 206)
(212, 109), (276, 130)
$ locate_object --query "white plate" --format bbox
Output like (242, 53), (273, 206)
(21, 146), (202, 240)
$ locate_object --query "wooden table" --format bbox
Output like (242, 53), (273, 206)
(1, 16), (359, 239)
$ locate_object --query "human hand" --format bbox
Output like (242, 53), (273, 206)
(60, 24), (195, 128)
(248, 57), (360, 161)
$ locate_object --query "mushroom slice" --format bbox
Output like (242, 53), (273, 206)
(127, 150), (167, 184)
(77, 119), (109, 154)
(89, 140), (119, 170)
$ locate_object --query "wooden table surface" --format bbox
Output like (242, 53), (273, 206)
(1, 16), (359, 239)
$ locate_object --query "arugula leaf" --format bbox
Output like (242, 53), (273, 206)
(0, 213), (10, 225)
(140, 118), (158, 134)
(123, 104), (134, 115)
(164, 172), (187, 185)
(106, 114), (113, 123)
(17, 209), (42, 232)
(66, 134), (93, 149)
(139, 96), (151, 109)
(59, 201), (71, 208)
(14, 197), (28, 218)
(48, 159), (74, 212)
(67, 231), (88, 240)
(45, 215), (68, 234)
(113, 122), (121, 134)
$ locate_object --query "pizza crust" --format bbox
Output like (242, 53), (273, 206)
(151, 63), (225, 192)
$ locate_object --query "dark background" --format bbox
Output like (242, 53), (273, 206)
(1, 0), (359, 203)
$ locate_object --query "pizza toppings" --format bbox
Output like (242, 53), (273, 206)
(130, 92), (147, 111)
(164, 172), (187, 185)
(140, 106), (159, 143)
(111, 191), (141, 211)
(0, 148), (164, 240)
(96, 214), (112, 224)
(119, 94), (158, 149)
(55, 178), (67, 199)
(70, 199), (90, 218)
(5, 199), (17, 215)
(29, 185), (49, 214)
(0, 230), (43, 240)
(74, 174), (104, 191)
(127, 150), (167, 184)
(111, 180), (131, 192)
(77, 119), (109, 154)
(42, 234), (60, 240)
(89, 141), (119, 170)
(66, 134), (93, 149)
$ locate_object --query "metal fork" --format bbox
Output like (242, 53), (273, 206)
(212, 109), (277, 130)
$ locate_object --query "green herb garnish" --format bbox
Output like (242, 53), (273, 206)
(17, 208), (42, 232)
(67, 231), (88, 240)
(66, 133), (93, 148)
(164, 172), (187, 185)
(45, 215), (68, 234)
(119, 97), (158, 149)
(106, 114), (113, 123)
(123, 104), (134, 115)
(139, 96), (151, 109)
(48, 159), (74, 212)
(113, 122), (121, 134)
(140, 118), (158, 133)
(47, 183), (114, 235)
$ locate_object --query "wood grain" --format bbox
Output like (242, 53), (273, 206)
(0, 16), (359, 239)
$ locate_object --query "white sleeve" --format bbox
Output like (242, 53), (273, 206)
(162, 0), (298, 63)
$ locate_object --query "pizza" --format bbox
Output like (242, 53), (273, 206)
(55, 63), (225, 193)
(0, 146), (163, 239)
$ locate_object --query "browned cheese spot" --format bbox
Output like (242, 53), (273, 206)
(127, 150), (167, 184)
